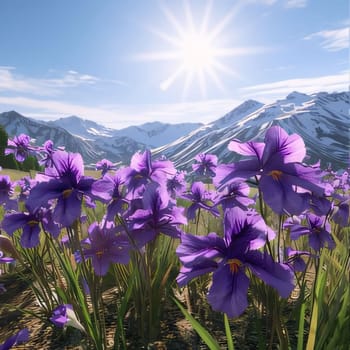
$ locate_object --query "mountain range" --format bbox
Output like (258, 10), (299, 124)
(0, 90), (348, 170)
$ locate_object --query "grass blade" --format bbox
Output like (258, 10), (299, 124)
(224, 313), (234, 350)
(173, 298), (221, 350)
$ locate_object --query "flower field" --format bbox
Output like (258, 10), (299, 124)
(0, 126), (349, 349)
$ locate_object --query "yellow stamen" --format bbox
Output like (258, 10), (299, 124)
(96, 250), (104, 259)
(62, 189), (73, 198)
(27, 220), (39, 227)
(227, 258), (242, 274)
(268, 170), (283, 181)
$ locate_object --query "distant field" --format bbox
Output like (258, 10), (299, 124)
(0, 168), (32, 181)
(1, 168), (100, 180)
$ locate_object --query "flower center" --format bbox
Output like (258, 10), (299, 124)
(27, 220), (39, 227)
(227, 258), (242, 273)
(62, 189), (73, 198)
(268, 170), (283, 181)
(96, 250), (105, 259)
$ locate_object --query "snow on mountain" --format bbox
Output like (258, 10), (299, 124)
(0, 111), (146, 165)
(153, 91), (349, 171)
(51, 116), (203, 148)
(49, 115), (203, 159)
(49, 116), (114, 139)
(113, 121), (203, 148)
(209, 99), (264, 129)
(0, 111), (103, 163)
(1, 91), (348, 169)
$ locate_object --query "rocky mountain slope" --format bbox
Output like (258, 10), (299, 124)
(1, 91), (348, 169)
(152, 91), (349, 170)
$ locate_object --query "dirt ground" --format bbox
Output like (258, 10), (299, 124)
(0, 270), (291, 350)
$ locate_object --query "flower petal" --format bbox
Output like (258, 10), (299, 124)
(208, 265), (249, 318)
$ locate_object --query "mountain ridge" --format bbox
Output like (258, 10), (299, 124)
(152, 91), (349, 170)
(0, 90), (348, 169)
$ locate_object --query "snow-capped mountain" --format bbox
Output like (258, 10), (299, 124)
(152, 91), (349, 170)
(113, 121), (203, 148)
(1, 91), (348, 169)
(0, 111), (103, 163)
(49, 116), (114, 139)
(51, 116), (202, 148)
(0, 111), (146, 165)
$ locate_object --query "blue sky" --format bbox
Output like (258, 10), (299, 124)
(0, 0), (348, 129)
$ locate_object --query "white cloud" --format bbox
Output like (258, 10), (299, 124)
(304, 27), (349, 51)
(264, 65), (295, 72)
(0, 68), (100, 96)
(0, 95), (241, 129)
(285, 0), (307, 8)
(240, 71), (349, 101)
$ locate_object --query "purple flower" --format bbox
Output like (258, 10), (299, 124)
(181, 182), (219, 221)
(1, 206), (60, 248)
(0, 250), (15, 264)
(214, 181), (254, 212)
(0, 176), (17, 210)
(192, 153), (218, 177)
(0, 328), (29, 350)
(287, 213), (335, 251)
(5, 134), (33, 162)
(177, 207), (294, 318)
(50, 304), (84, 331)
(95, 159), (116, 176)
(285, 248), (311, 272)
(123, 150), (176, 194)
(309, 194), (332, 216)
(331, 197), (349, 227)
(82, 222), (131, 276)
(91, 171), (128, 222)
(26, 151), (94, 227)
(329, 170), (349, 193)
(50, 304), (72, 327)
(38, 139), (55, 167)
(16, 176), (37, 201)
(129, 183), (187, 246)
(215, 126), (325, 215)
(166, 171), (187, 199)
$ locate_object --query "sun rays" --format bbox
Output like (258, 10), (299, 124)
(135, 1), (246, 98)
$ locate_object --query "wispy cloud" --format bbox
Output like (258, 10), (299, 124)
(0, 95), (241, 129)
(240, 71), (349, 101)
(304, 27), (349, 51)
(0, 68), (111, 96)
(285, 0), (307, 8)
(264, 65), (295, 72)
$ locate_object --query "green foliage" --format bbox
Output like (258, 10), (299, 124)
(0, 125), (18, 170)
(0, 125), (41, 171)
(312, 227), (350, 350)
(18, 155), (42, 172)
(174, 298), (221, 350)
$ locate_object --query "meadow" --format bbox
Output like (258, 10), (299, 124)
(0, 127), (349, 350)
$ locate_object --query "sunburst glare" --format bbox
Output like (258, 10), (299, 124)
(137, 0), (245, 98)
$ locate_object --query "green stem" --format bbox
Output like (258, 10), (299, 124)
(224, 313), (234, 350)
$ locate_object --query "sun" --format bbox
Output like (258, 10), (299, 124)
(180, 32), (215, 72)
(136, 1), (243, 98)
